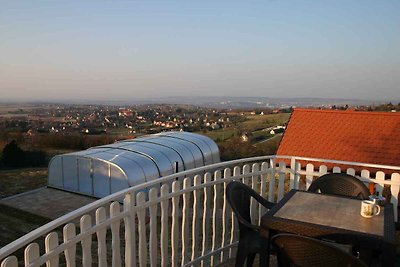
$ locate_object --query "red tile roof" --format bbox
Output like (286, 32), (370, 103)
(277, 109), (400, 167)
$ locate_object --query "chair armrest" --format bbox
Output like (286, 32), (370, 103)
(257, 196), (276, 210)
(249, 189), (275, 210)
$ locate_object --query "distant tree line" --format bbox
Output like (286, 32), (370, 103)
(1, 140), (47, 169)
(31, 133), (115, 150)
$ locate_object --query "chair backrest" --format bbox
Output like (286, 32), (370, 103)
(272, 234), (367, 267)
(308, 173), (370, 200)
(226, 181), (274, 233)
(226, 181), (254, 233)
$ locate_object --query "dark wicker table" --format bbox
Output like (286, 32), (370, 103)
(260, 190), (396, 267)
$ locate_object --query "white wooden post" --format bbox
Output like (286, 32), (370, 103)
(391, 173), (400, 222)
(259, 162), (268, 224)
(268, 158), (276, 202)
(305, 164), (314, 190)
(221, 168), (231, 262)
(0, 256), (17, 267)
(191, 175), (201, 262)
(250, 163), (260, 224)
(346, 168), (356, 176)
(211, 170), (221, 266)
(289, 158), (296, 190)
(45, 232), (59, 267)
(375, 171), (385, 196)
(80, 215), (92, 267)
(230, 166), (241, 257)
(24, 243), (40, 266)
(63, 223), (76, 267)
(149, 188), (158, 267)
(136, 192), (147, 267)
(201, 173), (212, 267)
(110, 202), (121, 267)
(171, 181), (181, 267)
(123, 193), (136, 267)
(277, 162), (286, 202)
(96, 207), (107, 267)
(319, 165), (328, 175)
(360, 170), (371, 189)
(160, 184), (170, 267)
(181, 178), (191, 265)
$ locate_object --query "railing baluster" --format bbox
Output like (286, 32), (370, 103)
(191, 175), (201, 263)
(319, 165), (328, 175)
(268, 158), (276, 202)
(375, 171), (385, 196)
(110, 202), (121, 267)
(251, 163), (259, 224)
(63, 223), (76, 267)
(259, 162), (268, 224)
(391, 173), (400, 222)
(160, 184), (169, 267)
(230, 166), (241, 258)
(123, 193), (136, 267)
(360, 169), (370, 188)
(346, 168), (356, 176)
(201, 173), (212, 267)
(0, 256), (17, 267)
(211, 170), (221, 266)
(241, 164), (250, 185)
(277, 162), (286, 201)
(306, 164), (314, 190)
(171, 181), (181, 267)
(45, 232), (59, 267)
(80, 215), (92, 267)
(181, 178), (191, 265)
(290, 158), (296, 190)
(221, 168), (231, 263)
(96, 207), (107, 267)
(24, 243), (39, 266)
(149, 188), (158, 267)
(294, 162), (301, 189)
(136, 192), (147, 267)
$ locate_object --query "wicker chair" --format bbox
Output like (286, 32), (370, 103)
(307, 173), (370, 199)
(226, 181), (275, 267)
(272, 234), (367, 267)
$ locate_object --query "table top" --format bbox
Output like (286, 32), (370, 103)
(261, 190), (395, 244)
(274, 190), (384, 236)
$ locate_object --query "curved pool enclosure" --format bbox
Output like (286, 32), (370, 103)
(48, 131), (220, 198)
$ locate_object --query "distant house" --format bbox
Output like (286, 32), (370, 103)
(276, 108), (400, 172)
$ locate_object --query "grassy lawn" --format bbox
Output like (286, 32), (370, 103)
(202, 128), (237, 142)
(0, 168), (47, 199)
(240, 113), (290, 132)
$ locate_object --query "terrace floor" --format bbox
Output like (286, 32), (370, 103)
(0, 187), (96, 220)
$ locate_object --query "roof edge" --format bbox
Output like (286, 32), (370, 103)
(293, 108), (400, 116)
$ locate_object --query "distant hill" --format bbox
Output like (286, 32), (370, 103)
(1, 96), (392, 109)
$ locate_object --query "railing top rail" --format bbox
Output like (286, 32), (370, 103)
(1, 154), (399, 260)
(276, 155), (400, 171)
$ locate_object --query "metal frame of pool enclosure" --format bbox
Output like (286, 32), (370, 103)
(48, 131), (220, 198)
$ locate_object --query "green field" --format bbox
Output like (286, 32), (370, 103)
(240, 113), (290, 132)
(202, 113), (290, 143)
(202, 129), (237, 141)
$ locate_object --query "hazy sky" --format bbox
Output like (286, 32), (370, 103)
(1, 1), (399, 101)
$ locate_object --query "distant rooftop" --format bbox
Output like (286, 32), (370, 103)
(277, 108), (400, 167)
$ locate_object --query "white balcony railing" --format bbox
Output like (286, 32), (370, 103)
(0, 155), (399, 267)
